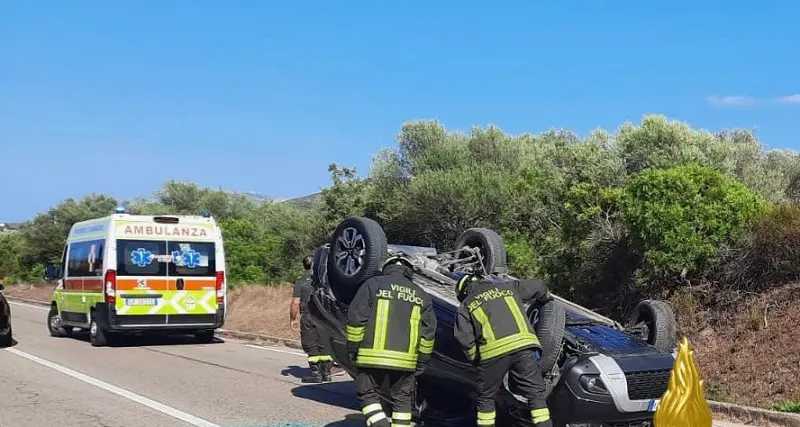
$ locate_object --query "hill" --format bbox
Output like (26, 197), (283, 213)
(282, 192), (322, 210)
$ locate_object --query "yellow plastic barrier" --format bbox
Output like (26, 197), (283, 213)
(653, 336), (713, 427)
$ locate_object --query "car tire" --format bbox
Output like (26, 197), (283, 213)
(504, 300), (566, 405)
(626, 299), (677, 353)
(89, 314), (116, 347)
(326, 217), (388, 304)
(453, 228), (508, 274)
(531, 299), (566, 374)
(47, 305), (73, 337)
(0, 325), (12, 347)
(311, 244), (330, 289)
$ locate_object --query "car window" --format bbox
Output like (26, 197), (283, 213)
(116, 239), (168, 277)
(67, 239), (105, 277)
(168, 241), (216, 277)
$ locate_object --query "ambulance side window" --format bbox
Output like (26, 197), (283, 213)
(67, 242), (88, 277)
(59, 245), (68, 279)
(67, 239), (105, 277)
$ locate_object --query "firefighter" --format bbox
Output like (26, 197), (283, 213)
(453, 273), (555, 427)
(345, 256), (437, 427)
(291, 255), (336, 383)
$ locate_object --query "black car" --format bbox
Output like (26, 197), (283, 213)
(308, 217), (678, 427)
(0, 283), (13, 347)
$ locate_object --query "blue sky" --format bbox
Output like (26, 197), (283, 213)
(2, 1), (799, 221)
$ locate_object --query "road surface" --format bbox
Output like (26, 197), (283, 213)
(1, 301), (760, 427)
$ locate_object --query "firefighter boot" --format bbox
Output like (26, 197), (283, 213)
(320, 360), (333, 382)
(302, 362), (323, 383)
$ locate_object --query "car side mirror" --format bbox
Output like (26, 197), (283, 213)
(0, 283), (5, 291)
(44, 263), (62, 281)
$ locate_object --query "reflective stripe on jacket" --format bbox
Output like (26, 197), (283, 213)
(345, 269), (437, 371)
(454, 277), (552, 363)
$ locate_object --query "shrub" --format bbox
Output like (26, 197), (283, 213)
(621, 164), (768, 288)
(714, 203), (800, 291)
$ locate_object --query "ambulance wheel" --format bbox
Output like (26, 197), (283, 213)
(454, 228), (508, 274)
(195, 330), (216, 343)
(326, 217), (388, 304)
(47, 305), (72, 337)
(89, 314), (116, 347)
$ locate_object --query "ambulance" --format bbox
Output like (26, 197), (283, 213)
(44, 208), (227, 347)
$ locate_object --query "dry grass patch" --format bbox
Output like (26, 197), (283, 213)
(2, 283), (55, 302)
(685, 283), (800, 408)
(224, 284), (297, 340)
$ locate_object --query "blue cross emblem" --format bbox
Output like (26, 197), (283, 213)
(130, 248), (154, 267)
(172, 249), (201, 269)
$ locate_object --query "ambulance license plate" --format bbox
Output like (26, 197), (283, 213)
(126, 298), (156, 306)
(648, 399), (660, 412)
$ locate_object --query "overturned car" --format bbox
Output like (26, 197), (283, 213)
(308, 217), (678, 427)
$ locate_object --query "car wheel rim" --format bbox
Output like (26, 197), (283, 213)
(334, 226), (366, 277)
(50, 312), (61, 330)
(90, 321), (97, 337)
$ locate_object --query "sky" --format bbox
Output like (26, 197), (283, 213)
(1, 1), (799, 221)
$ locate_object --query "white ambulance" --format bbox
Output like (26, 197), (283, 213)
(44, 208), (228, 347)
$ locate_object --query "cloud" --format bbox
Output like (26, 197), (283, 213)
(776, 94), (800, 104)
(706, 95), (756, 107)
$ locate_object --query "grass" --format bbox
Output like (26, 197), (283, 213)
(772, 400), (800, 413)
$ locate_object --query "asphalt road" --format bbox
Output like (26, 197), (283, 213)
(1, 301), (760, 427)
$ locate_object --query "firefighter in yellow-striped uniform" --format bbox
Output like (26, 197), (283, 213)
(345, 257), (437, 427)
(453, 273), (555, 427)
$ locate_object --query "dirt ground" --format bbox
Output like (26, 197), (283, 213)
(672, 283), (800, 409)
(5, 281), (800, 410)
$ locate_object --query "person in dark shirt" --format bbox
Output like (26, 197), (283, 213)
(291, 255), (337, 382)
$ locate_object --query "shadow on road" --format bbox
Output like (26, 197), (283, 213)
(281, 365), (308, 380)
(67, 330), (226, 347)
(292, 381), (360, 411)
(1, 337), (19, 348)
(292, 381), (364, 427)
(320, 413), (364, 426)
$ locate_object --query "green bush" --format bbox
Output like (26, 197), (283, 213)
(621, 164), (768, 287)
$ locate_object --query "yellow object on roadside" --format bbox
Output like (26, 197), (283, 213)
(653, 336), (713, 427)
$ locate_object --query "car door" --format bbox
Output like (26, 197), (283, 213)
(166, 240), (218, 323)
(63, 242), (89, 324)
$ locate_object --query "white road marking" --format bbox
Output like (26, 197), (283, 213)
(244, 344), (306, 357)
(4, 347), (222, 427)
(9, 301), (48, 311)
